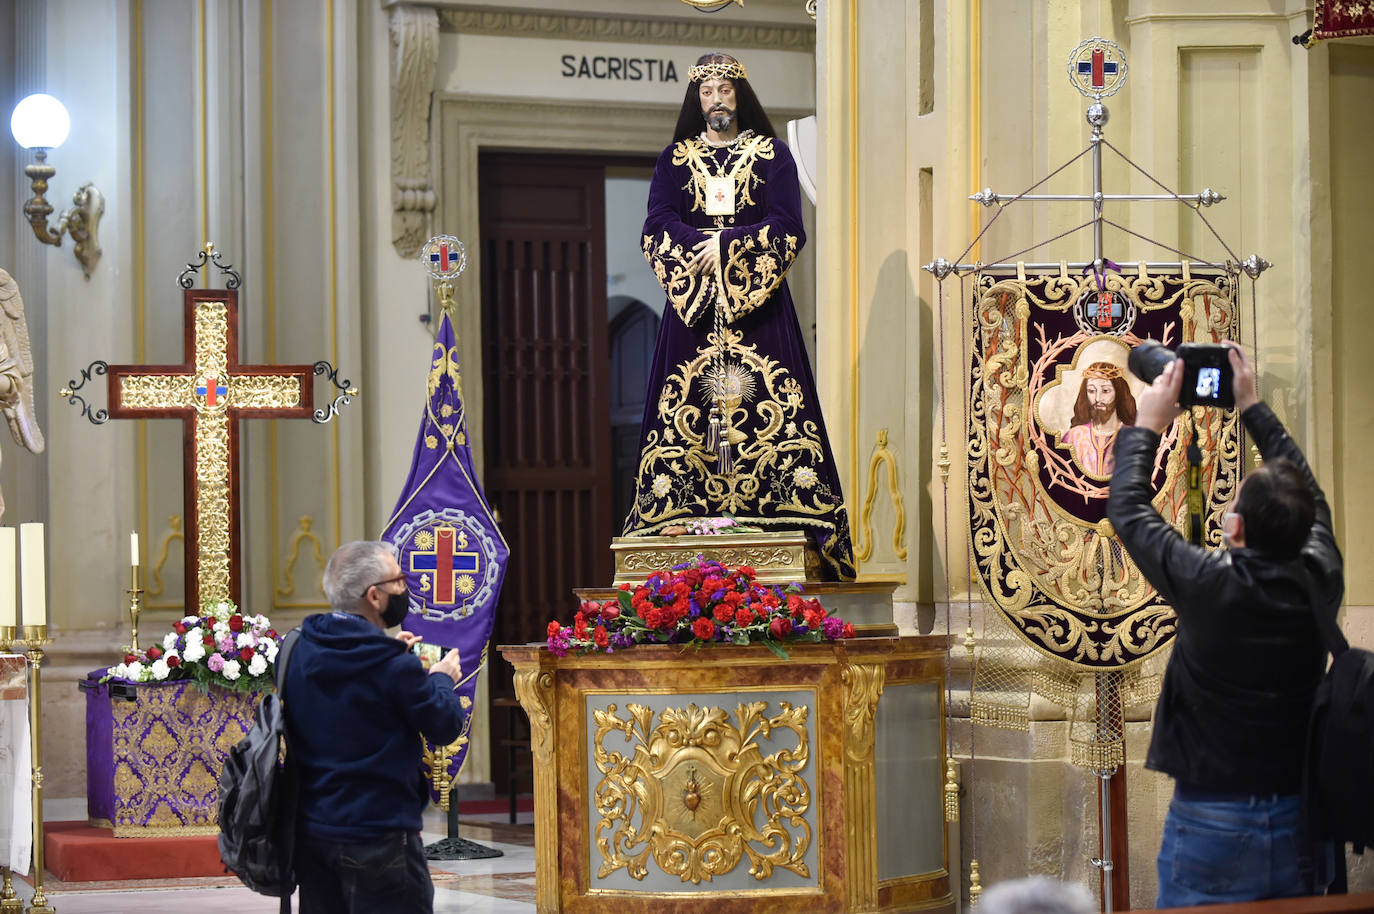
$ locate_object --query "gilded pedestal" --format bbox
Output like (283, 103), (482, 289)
(610, 531), (812, 586)
(501, 637), (953, 914)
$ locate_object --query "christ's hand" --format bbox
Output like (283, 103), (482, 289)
(690, 234), (721, 276)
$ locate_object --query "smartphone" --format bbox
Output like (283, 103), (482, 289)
(1176, 343), (1234, 409)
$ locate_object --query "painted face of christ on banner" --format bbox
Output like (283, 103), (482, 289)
(1062, 361), (1137, 478)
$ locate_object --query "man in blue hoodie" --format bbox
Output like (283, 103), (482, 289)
(284, 540), (465, 914)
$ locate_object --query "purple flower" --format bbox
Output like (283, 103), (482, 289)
(822, 616), (845, 639)
(207, 653), (226, 672)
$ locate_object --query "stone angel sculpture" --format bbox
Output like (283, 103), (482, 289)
(0, 269), (45, 522)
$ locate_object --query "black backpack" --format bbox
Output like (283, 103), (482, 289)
(1301, 577), (1373, 892)
(217, 628), (301, 911)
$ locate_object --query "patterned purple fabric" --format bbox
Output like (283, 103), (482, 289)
(84, 676), (256, 834)
(623, 135), (855, 579)
(381, 308), (508, 794)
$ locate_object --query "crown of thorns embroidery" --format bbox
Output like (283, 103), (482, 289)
(1083, 361), (1125, 380)
(688, 60), (748, 82)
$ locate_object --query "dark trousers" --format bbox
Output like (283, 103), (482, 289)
(296, 830), (434, 914)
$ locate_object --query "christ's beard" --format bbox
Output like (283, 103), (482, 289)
(707, 108), (736, 132)
(1091, 404), (1115, 423)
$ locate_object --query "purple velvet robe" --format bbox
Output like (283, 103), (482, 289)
(622, 133), (856, 580)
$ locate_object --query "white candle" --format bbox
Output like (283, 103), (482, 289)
(19, 523), (45, 627)
(0, 528), (15, 628)
(130, 531), (139, 567)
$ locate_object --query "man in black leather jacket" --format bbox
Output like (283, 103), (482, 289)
(1107, 343), (1343, 906)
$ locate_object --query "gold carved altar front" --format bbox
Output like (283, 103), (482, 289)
(501, 636), (953, 914)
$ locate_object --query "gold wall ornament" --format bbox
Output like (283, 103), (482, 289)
(591, 701), (813, 884)
(275, 515), (327, 603)
(854, 428), (908, 562)
(678, 0), (743, 12)
(146, 515), (184, 606)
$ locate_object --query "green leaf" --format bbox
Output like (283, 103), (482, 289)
(763, 639), (790, 660)
(618, 589), (633, 612)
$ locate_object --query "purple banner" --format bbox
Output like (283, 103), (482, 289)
(381, 309), (508, 791)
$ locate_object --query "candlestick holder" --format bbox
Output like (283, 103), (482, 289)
(0, 867), (20, 912)
(0, 628), (16, 655)
(127, 564), (142, 653)
(18, 626), (53, 914)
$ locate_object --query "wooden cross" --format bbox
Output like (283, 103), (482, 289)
(104, 287), (314, 608)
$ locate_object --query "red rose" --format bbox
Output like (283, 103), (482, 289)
(619, 583), (632, 591)
(735, 607), (755, 626)
(547, 620), (562, 638)
(228, 614), (245, 632)
(601, 604), (621, 620)
(146, 646), (162, 661)
(123, 652), (137, 664)
(712, 604), (735, 624)
(266, 629), (278, 640)
(166, 655), (181, 668)
(173, 622), (186, 635)
(738, 565), (756, 578)
(593, 625), (609, 649)
(240, 646), (255, 662)
(842, 623), (856, 639)
(769, 617), (793, 639)
(692, 618), (716, 641)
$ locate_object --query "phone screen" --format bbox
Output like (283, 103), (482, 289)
(1195, 367), (1222, 400)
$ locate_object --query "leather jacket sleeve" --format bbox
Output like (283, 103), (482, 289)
(1106, 403), (1343, 612)
(1106, 425), (1220, 607)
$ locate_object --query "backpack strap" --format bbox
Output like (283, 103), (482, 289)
(273, 628), (303, 701)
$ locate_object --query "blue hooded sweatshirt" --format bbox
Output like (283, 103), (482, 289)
(282, 611), (464, 841)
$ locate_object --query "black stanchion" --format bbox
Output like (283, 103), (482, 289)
(424, 794), (503, 861)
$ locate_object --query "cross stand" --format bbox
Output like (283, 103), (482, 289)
(922, 37), (1271, 914)
(423, 796), (504, 862)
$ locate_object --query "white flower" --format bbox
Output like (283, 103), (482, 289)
(163, 632), (179, 651)
(182, 615), (199, 626)
(125, 661), (145, 681)
(111, 663), (128, 679)
(183, 641), (206, 663)
(213, 620), (229, 635)
(265, 642), (279, 662)
(236, 632), (255, 648)
(151, 659), (170, 681)
(187, 626), (203, 643)
(221, 659), (242, 681)
(247, 654), (268, 677)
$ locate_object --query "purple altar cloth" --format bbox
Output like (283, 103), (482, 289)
(83, 672), (256, 836)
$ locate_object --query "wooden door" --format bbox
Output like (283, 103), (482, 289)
(479, 154), (614, 704)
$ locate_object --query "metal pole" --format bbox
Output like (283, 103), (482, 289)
(1090, 103), (1106, 272)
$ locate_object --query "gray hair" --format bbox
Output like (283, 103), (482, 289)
(322, 540), (399, 613)
(978, 876), (1096, 914)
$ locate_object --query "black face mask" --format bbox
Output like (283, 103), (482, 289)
(381, 589), (410, 628)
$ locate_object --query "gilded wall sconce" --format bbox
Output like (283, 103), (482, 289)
(9, 93), (104, 279)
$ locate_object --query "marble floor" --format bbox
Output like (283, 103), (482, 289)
(14, 799), (537, 913)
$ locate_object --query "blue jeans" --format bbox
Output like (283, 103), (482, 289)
(1156, 788), (1324, 907)
(296, 830), (435, 914)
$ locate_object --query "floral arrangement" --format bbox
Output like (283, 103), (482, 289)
(102, 600), (282, 693)
(546, 557), (855, 659)
(661, 514), (762, 537)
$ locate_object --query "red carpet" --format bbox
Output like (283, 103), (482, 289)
(44, 797), (535, 883)
(45, 821), (227, 882)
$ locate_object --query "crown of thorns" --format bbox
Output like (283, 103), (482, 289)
(688, 60), (748, 82)
(1083, 362), (1125, 380)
